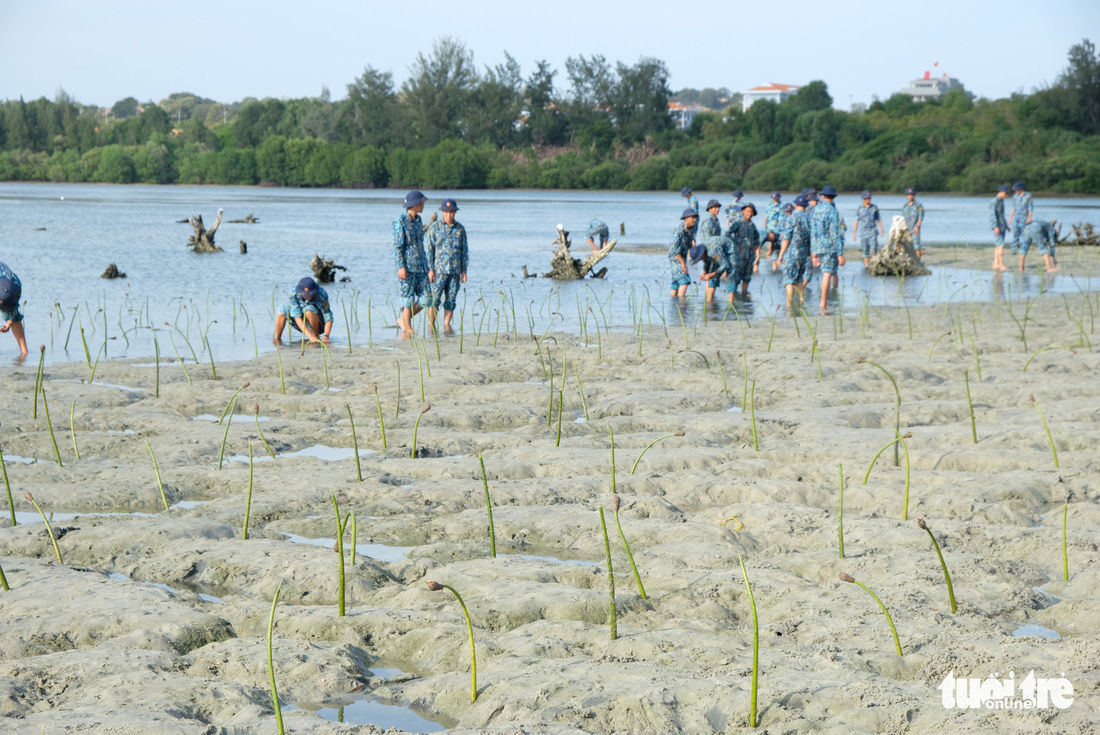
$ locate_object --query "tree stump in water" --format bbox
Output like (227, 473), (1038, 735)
(867, 216), (929, 276)
(310, 254), (347, 283)
(540, 225), (616, 280)
(227, 213), (259, 224)
(187, 209), (224, 252)
(100, 263), (126, 279)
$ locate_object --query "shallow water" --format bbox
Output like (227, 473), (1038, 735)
(3, 182), (1098, 366)
(1011, 623), (1061, 640)
(280, 531), (411, 563)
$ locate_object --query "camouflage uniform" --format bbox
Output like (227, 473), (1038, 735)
(811, 200), (844, 274)
(764, 200), (783, 246)
(989, 196), (1008, 247)
(782, 210), (813, 287)
(1011, 191), (1033, 255)
(1023, 221), (1056, 256)
(0, 262), (23, 325)
(586, 219), (610, 248)
(902, 199), (924, 250)
(278, 286), (333, 331)
(393, 211), (430, 309)
(699, 213), (722, 239)
(856, 203), (882, 258)
(727, 218), (759, 288)
(700, 235), (734, 289)
(668, 221), (693, 290)
(426, 220), (469, 311)
(725, 197), (744, 229)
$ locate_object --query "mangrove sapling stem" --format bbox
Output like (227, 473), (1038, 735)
(350, 511), (357, 566)
(612, 495), (646, 599)
(33, 345), (45, 419)
(766, 312), (777, 352)
(742, 354), (749, 410)
(479, 455), (496, 558)
(1, 444), (16, 526)
(79, 327), (91, 368)
(153, 333), (160, 397)
(1023, 345), (1073, 372)
(838, 463), (845, 558)
(331, 493), (346, 616)
(218, 382), (251, 424)
(394, 360), (401, 418)
(574, 365), (589, 422)
(917, 518), (956, 614)
(411, 403), (431, 459)
(1062, 494), (1070, 582)
(926, 331), (952, 364)
(897, 430), (911, 520)
(598, 507), (617, 640)
(555, 390), (563, 447)
(168, 333), (192, 386)
(859, 359), (901, 467)
(1030, 394), (1060, 469)
(739, 555), (759, 728)
(217, 396), (239, 470)
(87, 342), (104, 384)
(839, 573), (902, 656)
(546, 347), (554, 426)
(425, 581), (478, 702)
(164, 322), (198, 363)
(415, 340), (425, 402)
(69, 399), (80, 460)
(862, 433), (911, 486)
(63, 307), (78, 352)
(253, 405), (276, 459)
(203, 336), (217, 380)
(716, 351), (729, 398)
(347, 404), (362, 482)
(39, 388), (63, 467)
(371, 385), (387, 449)
(965, 371), (977, 443)
(242, 443), (254, 539)
(341, 302), (353, 354)
(0, 561), (8, 591)
(750, 380), (759, 452)
(266, 583), (286, 735)
(608, 426), (617, 493)
(143, 441), (171, 511)
(316, 340), (332, 390)
(630, 432), (685, 474)
(24, 492), (63, 564)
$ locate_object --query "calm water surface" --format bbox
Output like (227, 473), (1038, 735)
(2, 183), (1098, 366)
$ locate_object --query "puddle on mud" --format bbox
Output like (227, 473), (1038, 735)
(58, 379), (146, 393)
(1011, 623), (1061, 640)
(504, 553), (599, 568)
(226, 444), (375, 464)
(292, 666), (451, 731)
(193, 414), (270, 422)
(280, 532), (411, 563)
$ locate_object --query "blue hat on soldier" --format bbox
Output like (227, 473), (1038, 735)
(782, 202), (794, 213)
(681, 208), (698, 219)
(688, 243), (707, 265)
(681, 186), (693, 197)
(440, 198), (459, 212)
(771, 190), (781, 200)
(732, 189), (744, 198)
(1012, 181), (1025, 191)
(742, 202), (758, 216)
(0, 275), (19, 309)
(403, 190), (427, 208)
(794, 195), (808, 208)
(821, 185), (838, 197)
(905, 186), (917, 195)
(861, 190), (872, 199)
(806, 192), (819, 202)
(296, 276), (319, 297)
(706, 199), (721, 210)
(997, 184), (1011, 193)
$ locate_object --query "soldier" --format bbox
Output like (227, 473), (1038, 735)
(0, 262), (28, 356)
(811, 185), (846, 312)
(669, 208), (698, 299)
(697, 200), (729, 302)
(1021, 220), (1060, 273)
(585, 219), (611, 252)
(902, 187), (925, 259)
(725, 189), (745, 229)
(273, 276), (333, 345)
(727, 202), (760, 299)
(426, 198), (469, 333)
(990, 184), (1010, 271)
(393, 189), (430, 339)
(776, 196), (813, 306)
(763, 190), (783, 262)
(771, 202), (794, 271)
(853, 190), (884, 268)
(1009, 181), (1033, 257)
(681, 187), (699, 234)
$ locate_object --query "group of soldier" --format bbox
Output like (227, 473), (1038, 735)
(989, 182), (1060, 273)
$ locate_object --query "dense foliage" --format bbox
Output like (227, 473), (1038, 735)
(2, 38), (1098, 194)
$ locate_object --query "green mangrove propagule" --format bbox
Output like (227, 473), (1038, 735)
(425, 581), (478, 702)
(144, 441), (171, 511)
(33, 345), (45, 419)
(266, 583), (286, 735)
(917, 518), (957, 614)
(965, 370), (977, 443)
(612, 494), (646, 599)
(630, 432), (685, 475)
(0, 560), (9, 591)
(217, 396), (239, 470)
(253, 404), (276, 459)
(371, 384), (387, 449)
(839, 573), (902, 657)
(739, 555), (760, 728)
(1062, 494), (1070, 582)
(39, 387), (63, 467)
(346, 404), (363, 482)
(242, 443), (254, 540)
(331, 493), (347, 617)
(750, 380), (759, 452)
(24, 492), (63, 564)
(1, 443), (16, 527)
(1030, 394), (1060, 469)
(218, 383), (251, 424)
(859, 359), (901, 466)
(598, 507), (617, 640)
(411, 403), (431, 459)
(837, 462), (845, 559)
(69, 399), (80, 460)
(479, 455), (496, 558)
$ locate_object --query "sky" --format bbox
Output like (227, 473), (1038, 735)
(2, 0), (1098, 111)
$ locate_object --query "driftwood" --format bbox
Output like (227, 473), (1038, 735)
(187, 209), (224, 252)
(239, 241), (247, 254)
(536, 225), (616, 280)
(867, 216), (930, 276)
(100, 263), (126, 279)
(310, 253), (347, 283)
(1069, 222), (1099, 247)
(227, 213), (259, 224)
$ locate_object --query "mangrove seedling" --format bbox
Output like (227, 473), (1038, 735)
(411, 403), (431, 459)
(350, 511), (357, 566)
(898, 430), (912, 521)
(839, 573), (902, 656)
(612, 494), (646, 599)
(346, 404), (363, 481)
(608, 426), (617, 493)
(69, 399), (80, 460)
(479, 455), (496, 558)
(750, 380), (759, 452)
(218, 382), (251, 424)
(254, 404), (276, 459)
(599, 506), (617, 640)
(274, 344), (286, 395)
(425, 581), (478, 702)
(331, 493), (347, 616)
(574, 365), (589, 422)
(739, 555), (759, 728)
(33, 345), (45, 419)
(266, 583), (286, 735)
(372, 384), (387, 449)
(1, 443), (15, 526)
(917, 518), (956, 614)
(242, 443), (254, 540)
(630, 432), (685, 475)
(144, 441), (171, 511)
(39, 387), (63, 467)
(24, 492), (63, 564)
(0, 560), (8, 591)
(217, 395), (239, 470)
(838, 462), (845, 559)
(858, 359), (901, 466)
(1030, 394), (1060, 469)
(1062, 494), (1070, 582)
(153, 333), (160, 397)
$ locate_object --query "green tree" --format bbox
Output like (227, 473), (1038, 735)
(612, 57), (673, 143)
(1058, 38), (1100, 134)
(402, 37), (478, 145)
(341, 66), (403, 147)
(94, 145), (136, 183)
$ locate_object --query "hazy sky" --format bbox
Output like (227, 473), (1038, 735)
(2, 0), (1097, 110)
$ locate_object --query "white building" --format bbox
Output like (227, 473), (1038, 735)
(897, 71), (971, 103)
(741, 83), (800, 112)
(668, 102), (705, 131)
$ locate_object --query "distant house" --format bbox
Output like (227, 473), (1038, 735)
(668, 101), (705, 131)
(741, 83), (800, 112)
(897, 71), (972, 103)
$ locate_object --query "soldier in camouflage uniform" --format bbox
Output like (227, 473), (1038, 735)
(853, 190), (884, 268)
(727, 203), (760, 299)
(725, 189), (745, 229)
(669, 208), (698, 299)
(274, 276), (333, 345)
(697, 200), (730, 302)
(763, 191), (783, 262)
(811, 185), (846, 312)
(1009, 182), (1033, 257)
(990, 184), (1010, 271)
(393, 190), (430, 338)
(681, 187), (700, 235)
(426, 198), (470, 333)
(902, 187), (924, 259)
(776, 196), (813, 306)
(585, 219), (610, 251)
(1021, 220), (1060, 273)
(0, 261), (28, 356)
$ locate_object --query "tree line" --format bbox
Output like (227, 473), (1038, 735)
(1, 38), (1098, 194)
